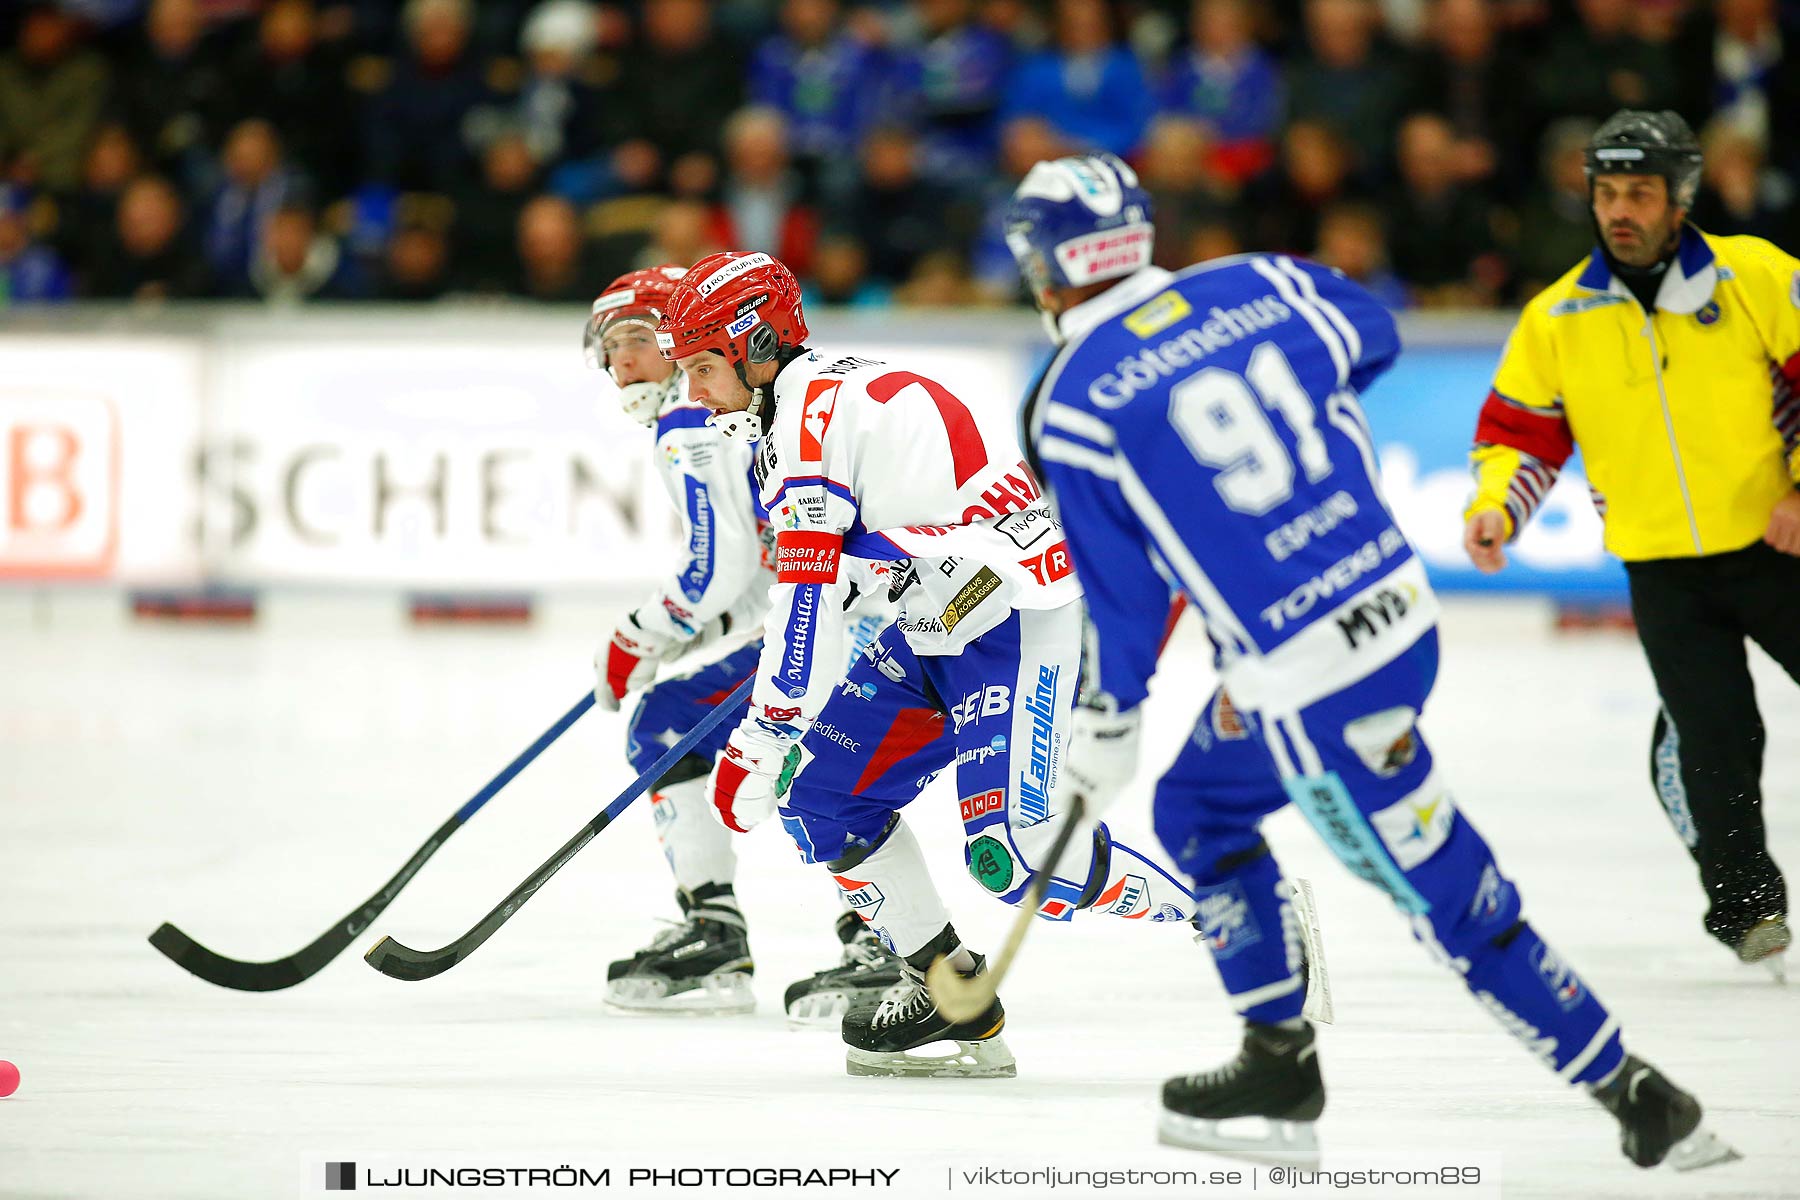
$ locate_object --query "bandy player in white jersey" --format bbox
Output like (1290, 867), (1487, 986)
(583, 266), (900, 1022)
(653, 251), (1204, 1078)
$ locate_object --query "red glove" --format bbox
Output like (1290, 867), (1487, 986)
(709, 722), (801, 832)
(594, 612), (678, 712)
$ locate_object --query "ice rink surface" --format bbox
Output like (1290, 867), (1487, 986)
(2, 595), (1796, 1200)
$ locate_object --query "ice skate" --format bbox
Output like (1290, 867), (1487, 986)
(1158, 1023), (1324, 1166)
(1591, 1054), (1742, 1171)
(784, 911), (905, 1029)
(1731, 915), (1790, 984)
(842, 936), (1014, 1079)
(605, 885), (755, 1015)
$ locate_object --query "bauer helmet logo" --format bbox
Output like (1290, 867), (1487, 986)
(695, 253), (775, 298)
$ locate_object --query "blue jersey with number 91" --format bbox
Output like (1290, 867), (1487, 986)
(1023, 255), (1434, 716)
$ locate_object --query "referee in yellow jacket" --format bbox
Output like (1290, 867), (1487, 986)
(1462, 110), (1799, 977)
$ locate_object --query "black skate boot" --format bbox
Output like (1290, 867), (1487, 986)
(607, 889), (694, 984)
(784, 911), (906, 1028)
(1590, 1054), (1741, 1170)
(605, 883), (754, 1015)
(1730, 915), (1790, 983)
(841, 926), (1015, 1078)
(1159, 1022), (1325, 1164)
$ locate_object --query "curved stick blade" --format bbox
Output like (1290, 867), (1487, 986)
(364, 935), (460, 981)
(148, 922), (314, 992)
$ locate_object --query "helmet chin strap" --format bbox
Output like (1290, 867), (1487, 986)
(706, 384), (767, 442)
(708, 345), (804, 442)
(617, 377), (674, 426)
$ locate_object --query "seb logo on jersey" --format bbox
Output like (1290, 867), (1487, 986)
(800, 378), (841, 462)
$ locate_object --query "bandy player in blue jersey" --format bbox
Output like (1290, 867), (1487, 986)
(1006, 153), (1738, 1172)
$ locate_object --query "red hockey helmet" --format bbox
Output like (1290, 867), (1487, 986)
(655, 251), (809, 370)
(583, 264), (688, 371)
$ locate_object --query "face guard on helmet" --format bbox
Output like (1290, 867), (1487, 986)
(1002, 153), (1155, 342)
(655, 251), (809, 443)
(584, 264), (688, 426)
(1583, 109), (1703, 210)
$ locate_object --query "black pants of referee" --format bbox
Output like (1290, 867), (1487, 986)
(1629, 540), (1800, 949)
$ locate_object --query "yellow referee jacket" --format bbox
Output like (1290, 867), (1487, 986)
(1467, 227), (1800, 561)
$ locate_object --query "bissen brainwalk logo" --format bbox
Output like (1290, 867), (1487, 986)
(325, 1162), (356, 1190)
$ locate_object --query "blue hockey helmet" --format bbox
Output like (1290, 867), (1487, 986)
(1003, 153), (1155, 296)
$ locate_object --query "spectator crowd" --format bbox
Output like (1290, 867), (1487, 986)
(2, 0), (1796, 310)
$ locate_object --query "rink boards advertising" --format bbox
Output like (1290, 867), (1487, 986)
(0, 311), (1624, 599)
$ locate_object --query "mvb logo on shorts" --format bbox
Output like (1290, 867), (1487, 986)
(0, 391), (121, 578)
(325, 1162), (357, 1190)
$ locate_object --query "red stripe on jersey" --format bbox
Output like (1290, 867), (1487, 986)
(865, 370), (990, 487)
(701, 674), (754, 705)
(852, 706), (947, 796)
(1778, 349), (1800, 390)
(1474, 390), (1575, 468)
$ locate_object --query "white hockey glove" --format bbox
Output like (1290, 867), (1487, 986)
(1062, 697), (1143, 821)
(707, 721), (801, 833)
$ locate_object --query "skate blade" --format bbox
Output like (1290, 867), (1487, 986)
(844, 1035), (1017, 1079)
(1290, 877), (1334, 1025)
(1666, 1124), (1743, 1172)
(787, 982), (905, 1029)
(786, 992), (851, 1029)
(605, 971), (755, 1016)
(1736, 918), (1791, 982)
(1157, 1111), (1321, 1169)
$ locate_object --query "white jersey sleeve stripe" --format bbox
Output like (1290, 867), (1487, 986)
(1044, 401), (1117, 447)
(1277, 256), (1362, 364)
(1252, 257), (1349, 387)
(1038, 436), (1120, 479)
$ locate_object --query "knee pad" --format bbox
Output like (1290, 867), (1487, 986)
(650, 752), (713, 790)
(824, 811), (903, 873)
(964, 815), (1097, 919)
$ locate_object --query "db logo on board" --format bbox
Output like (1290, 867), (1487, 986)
(0, 391), (120, 577)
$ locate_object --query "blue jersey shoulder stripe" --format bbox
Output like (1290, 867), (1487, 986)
(657, 404), (714, 436)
